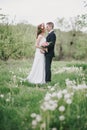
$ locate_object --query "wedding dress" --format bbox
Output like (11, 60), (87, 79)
(26, 36), (46, 84)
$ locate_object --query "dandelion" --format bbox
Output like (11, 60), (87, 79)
(66, 98), (72, 104)
(65, 78), (75, 87)
(32, 119), (37, 126)
(44, 93), (51, 101)
(59, 106), (65, 112)
(52, 128), (57, 130)
(62, 89), (68, 94)
(55, 66), (82, 74)
(41, 101), (50, 111)
(20, 80), (23, 84)
(56, 91), (62, 99)
(64, 93), (71, 99)
(36, 114), (42, 122)
(51, 92), (57, 97)
(40, 104), (46, 111)
(77, 115), (80, 119)
(9, 70), (14, 74)
(6, 98), (10, 102)
(0, 94), (4, 98)
(59, 115), (65, 121)
(40, 122), (46, 129)
(48, 86), (51, 89)
(49, 100), (57, 105)
(54, 83), (59, 87)
(13, 75), (16, 78)
(71, 92), (74, 96)
(49, 103), (58, 111)
(15, 84), (18, 87)
(85, 94), (87, 97)
(50, 87), (55, 91)
(31, 113), (37, 118)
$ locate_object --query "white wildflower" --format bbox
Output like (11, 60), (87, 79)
(0, 94), (4, 98)
(62, 89), (68, 94)
(51, 92), (57, 97)
(49, 103), (58, 111)
(15, 84), (18, 87)
(59, 115), (65, 121)
(85, 94), (87, 97)
(36, 114), (42, 122)
(40, 104), (47, 111)
(6, 98), (10, 102)
(59, 106), (65, 112)
(50, 87), (55, 91)
(71, 92), (74, 96)
(56, 91), (62, 99)
(64, 93), (71, 99)
(9, 70), (14, 74)
(47, 86), (51, 89)
(52, 128), (57, 130)
(65, 79), (75, 87)
(55, 66), (82, 74)
(41, 102), (50, 111)
(44, 93), (51, 101)
(66, 99), (72, 104)
(32, 119), (37, 126)
(49, 99), (57, 105)
(77, 115), (80, 119)
(13, 75), (16, 78)
(40, 123), (46, 129)
(54, 83), (58, 87)
(31, 113), (37, 118)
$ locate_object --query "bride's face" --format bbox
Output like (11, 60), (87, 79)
(42, 28), (46, 33)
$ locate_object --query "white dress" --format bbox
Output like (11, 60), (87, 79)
(27, 36), (46, 84)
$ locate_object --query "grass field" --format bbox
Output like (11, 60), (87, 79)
(0, 59), (87, 130)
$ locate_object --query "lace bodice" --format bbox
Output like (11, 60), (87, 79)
(36, 36), (46, 53)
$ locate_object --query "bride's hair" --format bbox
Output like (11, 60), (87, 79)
(36, 23), (45, 38)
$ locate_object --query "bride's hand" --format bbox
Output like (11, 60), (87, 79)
(45, 48), (48, 52)
(40, 49), (45, 54)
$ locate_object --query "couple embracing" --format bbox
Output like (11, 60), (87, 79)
(27, 22), (56, 86)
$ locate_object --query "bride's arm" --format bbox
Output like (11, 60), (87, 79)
(35, 35), (42, 49)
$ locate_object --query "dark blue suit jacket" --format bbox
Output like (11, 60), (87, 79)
(45, 31), (56, 57)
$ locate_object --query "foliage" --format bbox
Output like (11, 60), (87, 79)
(0, 22), (36, 60)
(0, 10), (87, 60)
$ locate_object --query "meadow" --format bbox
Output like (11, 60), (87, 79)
(0, 11), (87, 130)
(0, 59), (87, 130)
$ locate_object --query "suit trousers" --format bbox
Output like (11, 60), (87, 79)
(45, 55), (53, 82)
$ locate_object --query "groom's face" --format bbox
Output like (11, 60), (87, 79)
(46, 24), (52, 32)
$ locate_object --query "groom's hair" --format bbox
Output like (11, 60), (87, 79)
(46, 22), (54, 29)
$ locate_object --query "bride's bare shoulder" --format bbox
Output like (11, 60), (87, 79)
(38, 34), (43, 39)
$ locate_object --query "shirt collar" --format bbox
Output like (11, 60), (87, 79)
(48, 29), (54, 34)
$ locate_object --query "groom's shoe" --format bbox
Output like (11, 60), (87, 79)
(46, 78), (51, 82)
(46, 80), (51, 83)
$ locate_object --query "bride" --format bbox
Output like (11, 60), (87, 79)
(26, 23), (46, 85)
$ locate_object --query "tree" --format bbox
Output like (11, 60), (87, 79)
(55, 17), (73, 60)
(0, 9), (17, 60)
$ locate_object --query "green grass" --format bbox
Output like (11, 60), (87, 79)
(0, 59), (87, 130)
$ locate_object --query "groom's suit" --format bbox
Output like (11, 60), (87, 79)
(45, 30), (56, 82)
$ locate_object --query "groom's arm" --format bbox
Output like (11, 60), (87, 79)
(46, 33), (56, 49)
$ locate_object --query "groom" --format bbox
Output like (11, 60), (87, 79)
(45, 22), (56, 83)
